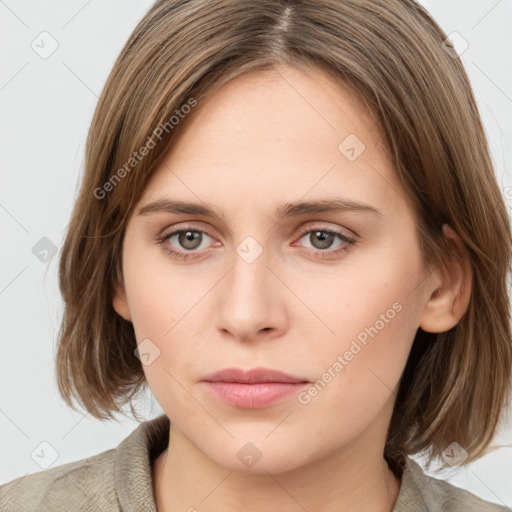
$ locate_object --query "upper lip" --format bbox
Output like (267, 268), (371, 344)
(202, 367), (310, 384)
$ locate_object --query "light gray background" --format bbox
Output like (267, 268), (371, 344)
(1, 0), (511, 507)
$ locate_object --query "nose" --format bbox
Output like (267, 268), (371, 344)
(213, 242), (288, 343)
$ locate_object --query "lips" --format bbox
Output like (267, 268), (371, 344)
(201, 367), (310, 409)
(202, 367), (310, 384)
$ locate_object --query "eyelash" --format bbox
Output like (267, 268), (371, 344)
(156, 224), (356, 261)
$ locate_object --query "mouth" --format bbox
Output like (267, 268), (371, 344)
(202, 367), (310, 409)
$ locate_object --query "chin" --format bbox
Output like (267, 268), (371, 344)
(201, 437), (315, 475)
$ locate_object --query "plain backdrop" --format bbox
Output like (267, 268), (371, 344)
(1, 0), (511, 507)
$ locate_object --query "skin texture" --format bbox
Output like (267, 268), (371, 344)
(113, 64), (472, 512)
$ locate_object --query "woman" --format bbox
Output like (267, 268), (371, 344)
(1, 0), (511, 510)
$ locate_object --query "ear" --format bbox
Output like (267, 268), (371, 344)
(112, 280), (132, 322)
(418, 224), (473, 333)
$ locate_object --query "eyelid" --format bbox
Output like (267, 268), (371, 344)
(293, 221), (356, 242)
(158, 221), (355, 244)
(158, 221), (217, 239)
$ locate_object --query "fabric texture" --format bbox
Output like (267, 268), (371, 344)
(1, 414), (510, 511)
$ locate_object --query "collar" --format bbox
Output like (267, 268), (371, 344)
(115, 414), (169, 511)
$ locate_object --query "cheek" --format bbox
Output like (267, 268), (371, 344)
(293, 249), (419, 348)
(120, 243), (179, 380)
(121, 245), (210, 399)
(292, 249), (422, 409)
(122, 240), (196, 341)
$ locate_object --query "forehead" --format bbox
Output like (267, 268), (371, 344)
(168, 64), (382, 157)
(138, 64), (404, 218)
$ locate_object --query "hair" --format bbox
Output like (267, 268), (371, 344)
(56, 0), (512, 476)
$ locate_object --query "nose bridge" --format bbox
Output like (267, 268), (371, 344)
(229, 233), (272, 305)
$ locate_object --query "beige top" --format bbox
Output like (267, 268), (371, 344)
(0, 414), (509, 511)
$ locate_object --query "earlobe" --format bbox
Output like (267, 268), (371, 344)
(418, 224), (473, 334)
(112, 281), (132, 322)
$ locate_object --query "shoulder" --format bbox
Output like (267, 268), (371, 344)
(0, 414), (169, 512)
(0, 448), (119, 512)
(397, 457), (511, 512)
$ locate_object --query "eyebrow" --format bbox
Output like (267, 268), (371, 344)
(137, 198), (382, 219)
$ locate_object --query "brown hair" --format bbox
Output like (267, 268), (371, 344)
(56, 0), (512, 476)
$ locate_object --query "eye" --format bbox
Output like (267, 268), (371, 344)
(293, 225), (355, 258)
(157, 226), (218, 260)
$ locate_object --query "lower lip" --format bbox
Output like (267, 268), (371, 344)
(203, 381), (309, 409)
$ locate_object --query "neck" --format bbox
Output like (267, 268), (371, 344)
(152, 420), (401, 512)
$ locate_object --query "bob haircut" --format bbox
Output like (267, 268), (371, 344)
(56, 0), (512, 477)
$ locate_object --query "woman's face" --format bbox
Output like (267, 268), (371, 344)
(114, 64), (436, 474)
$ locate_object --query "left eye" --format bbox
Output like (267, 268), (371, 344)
(298, 229), (349, 251)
